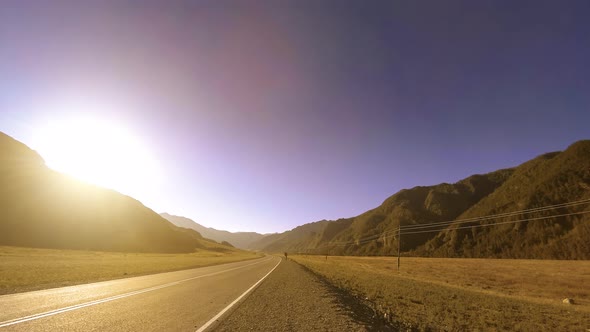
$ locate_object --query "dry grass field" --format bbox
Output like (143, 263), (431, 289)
(292, 255), (590, 331)
(0, 246), (261, 295)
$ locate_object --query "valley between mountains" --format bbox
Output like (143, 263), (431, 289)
(165, 140), (590, 260)
(1, 132), (588, 331)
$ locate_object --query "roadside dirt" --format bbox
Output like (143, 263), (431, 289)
(213, 258), (397, 331)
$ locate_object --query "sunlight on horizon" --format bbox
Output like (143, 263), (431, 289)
(30, 115), (162, 196)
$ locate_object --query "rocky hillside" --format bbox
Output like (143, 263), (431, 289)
(250, 140), (590, 259)
(0, 132), (226, 253)
(419, 140), (590, 259)
(160, 213), (268, 249)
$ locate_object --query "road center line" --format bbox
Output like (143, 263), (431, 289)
(195, 257), (282, 332)
(0, 257), (273, 328)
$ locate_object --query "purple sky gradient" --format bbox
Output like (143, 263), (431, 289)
(1, 1), (589, 233)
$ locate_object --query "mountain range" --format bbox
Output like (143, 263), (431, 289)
(0, 131), (231, 253)
(249, 140), (590, 259)
(160, 213), (268, 249)
(3, 129), (588, 259)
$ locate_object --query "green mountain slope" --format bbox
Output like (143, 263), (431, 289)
(0, 132), (214, 253)
(250, 140), (590, 259)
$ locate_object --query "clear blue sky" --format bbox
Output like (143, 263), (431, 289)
(1, 1), (589, 233)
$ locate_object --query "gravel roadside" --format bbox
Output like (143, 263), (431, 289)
(213, 258), (395, 332)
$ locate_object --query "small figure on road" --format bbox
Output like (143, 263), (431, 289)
(284, 252), (288, 260)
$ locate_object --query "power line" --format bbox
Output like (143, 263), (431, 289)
(400, 198), (590, 230)
(399, 210), (590, 236)
(326, 210), (589, 246)
(321, 199), (590, 247)
(297, 199), (590, 252)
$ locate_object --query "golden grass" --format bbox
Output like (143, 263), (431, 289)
(0, 246), (262, 295)
(292, 255), (590, 331)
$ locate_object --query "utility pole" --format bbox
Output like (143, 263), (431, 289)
(397, 223), (401, 272)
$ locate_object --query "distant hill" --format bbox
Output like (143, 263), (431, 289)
(160, 213), (268, 250)
(0, 131), (229, 253)
(249, 140), (590, 259)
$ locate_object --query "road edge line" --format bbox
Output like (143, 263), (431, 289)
(0, 257), (273, 328)
(195, 257), (282, 332)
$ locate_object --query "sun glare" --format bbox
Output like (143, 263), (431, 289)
(31, 116), (161, 195)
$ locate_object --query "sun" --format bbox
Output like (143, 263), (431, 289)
(31, 116), (161, 195)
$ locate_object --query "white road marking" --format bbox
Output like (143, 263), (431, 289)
(0, 257), (273, 328)
(195, 257), (282, 332)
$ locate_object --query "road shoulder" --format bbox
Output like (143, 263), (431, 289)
(214, 258), (394, 331)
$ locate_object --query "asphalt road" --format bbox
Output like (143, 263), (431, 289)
(0, 256), (281, 331)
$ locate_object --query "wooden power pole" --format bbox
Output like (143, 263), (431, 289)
(397, 223), (401, 271)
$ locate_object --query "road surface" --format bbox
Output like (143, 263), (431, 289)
(0, 256), (281, 331)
